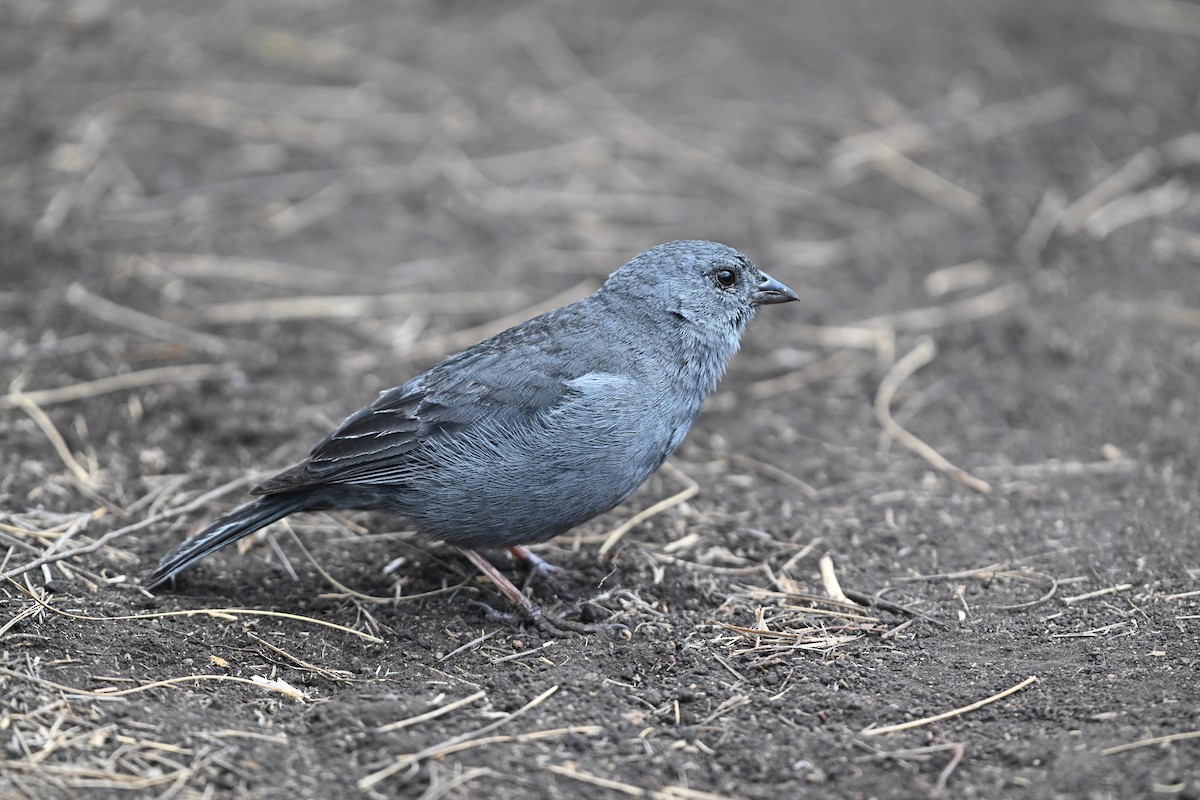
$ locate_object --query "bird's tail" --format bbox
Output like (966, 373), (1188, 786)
(148, 492), (312, 588)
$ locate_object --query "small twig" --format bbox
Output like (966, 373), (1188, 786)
(0, 475), (254, 581)
(0, 666), (307, 702)
(1058, 148), (1162, 234)
(375, 690), (487, 733)
(64, 282), (233, 355)
(858, 741), (965, 762)
(819, 553), (851, 604)
(1101, 729), (1200, 756)
(544, 764), (737, 800)
(358, 685), (561, 789)
(0, 363), (232, 410)
(932, 743), (966, 797)
(856, 283), (1027, 334)
(0, 334), (97, 365)
(974, 459), (1138, 478)
(874, 336), (992, 494)
(8, 391), (95, 486)
(244, 631), (356, 683)
(8, 577), (384, 643)
(867, 146), (986, 220)
(179, 289), (530, 325)
(748, 349), (862, 400)
(862, 675), (1038, 736)
(1061, 583), (1133, 605)
(727, 453), (817, 498)
(416, 767), (495, 800)
(435, 631), (500, 664)
(994, 575), (1059, 611)
(842, 589), (949, 629)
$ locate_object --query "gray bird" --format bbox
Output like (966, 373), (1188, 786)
(150, 240), (797, 627)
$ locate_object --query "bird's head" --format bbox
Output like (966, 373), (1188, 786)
(604, 240), (798, 338)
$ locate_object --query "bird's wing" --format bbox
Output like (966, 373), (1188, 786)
(252, 316), (593, 492)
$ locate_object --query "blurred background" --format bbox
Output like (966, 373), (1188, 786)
(5, 0), (1199, 513)
(2, 1), (1199, 798)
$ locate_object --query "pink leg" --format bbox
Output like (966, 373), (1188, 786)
(460, 548), (612, 635)
(507, 545), (563, 576)
(461, 548), (541, 618)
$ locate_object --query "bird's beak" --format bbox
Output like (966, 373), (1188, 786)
(750, 271), (799, 306)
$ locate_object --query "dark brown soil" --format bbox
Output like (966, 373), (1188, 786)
(2, 1), (1199, 798)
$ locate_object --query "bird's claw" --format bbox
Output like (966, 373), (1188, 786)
(466, 600), (627, 637)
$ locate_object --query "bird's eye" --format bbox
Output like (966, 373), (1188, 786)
(714, 269), (736, 288)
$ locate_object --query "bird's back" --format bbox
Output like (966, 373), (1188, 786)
(255, 290), (712, 546)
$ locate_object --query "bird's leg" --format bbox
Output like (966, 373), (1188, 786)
(507, 545), (563, 593)
(461, 548), (541, 618)
(461, 547), (622, 636)
(507, 545), (563, 576)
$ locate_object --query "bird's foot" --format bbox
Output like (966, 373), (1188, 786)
(507, 545), (563, 593)
(506, 545), (563, 575)
(461, 548), (627, 637)
(468, 600), (629, 637)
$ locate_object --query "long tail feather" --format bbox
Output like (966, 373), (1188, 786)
(148, 493), (312, 588)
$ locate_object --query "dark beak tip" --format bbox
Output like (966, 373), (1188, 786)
(752, 273), (800, 306)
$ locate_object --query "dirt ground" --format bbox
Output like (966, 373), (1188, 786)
(2, 1), (1199, 798)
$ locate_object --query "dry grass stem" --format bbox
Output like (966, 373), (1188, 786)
(714, 585), (880, 660)
(375, 691), (487, 733)
(748, 349), (863, 400)
(519, 16), (861, 223)
(124, 252), (362, 291)
(64, 282), (233, 355)
(874, 336), (991, 494)
(855, 282), (1026, 333)
(1111, 300), (1200, 329)
(11, 580), (383, 643)
(924, 260), (993, 297)
(1016, 189), (1067, 261)
(1083, 178), (1189, 239)
(727, 453), (818, 498)
(358, 685), (561, 788)
(867, 147), (986, 220)
(0, 363), (232, 410)
(0, 475), (254, 581)
(1101, 729), (1200, 755)
(830, 85), (1082, 177)
(244, 630), (357, 683)
(178, 289), (529, 325)
(416, 767), (495, 800)
(859, 741), (967, 762)
(9, 389), (95, 486)
(1061, 583), (1133, 605)
(819, 553), (852, 604)
(0, 333), (97, 365)
(0, 666), (308, 702)
(287, 526), (470, 604)
(434, 632), (501, 664)
(933, 743), (966, 796)
(1059, 132), (1200, 235)
(862, 676), (1039, 736)
(545, 764), (737, 800)
(599, 461), (699, 560)
(1059, 148), (1162, 233)
(1101, 0), (1200, 37)
(974, 459), (1137, 478)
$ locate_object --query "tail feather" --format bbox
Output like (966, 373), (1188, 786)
(148, 493), (312, 588)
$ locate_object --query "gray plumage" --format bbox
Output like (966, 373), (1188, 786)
(149, 240), (797, 589)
